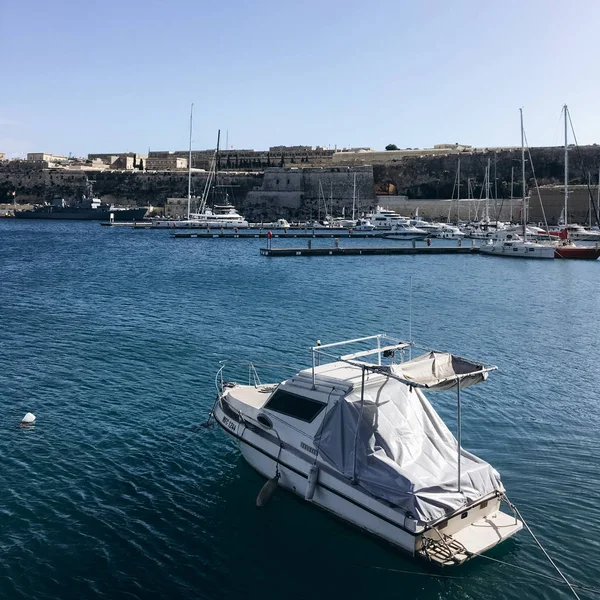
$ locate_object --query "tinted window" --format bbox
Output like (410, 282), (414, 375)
(265, 390), (325, 422)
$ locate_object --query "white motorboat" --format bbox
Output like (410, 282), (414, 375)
(383, 222), (428, 240)
(353, 219), (376, 231)
(434, 224), (465, 239)
(550, 223), (600, 242)
(213, 334), (522, 566)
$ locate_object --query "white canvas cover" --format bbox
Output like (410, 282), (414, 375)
(390, 351), (489, 390)
(314, 373), (503, 523)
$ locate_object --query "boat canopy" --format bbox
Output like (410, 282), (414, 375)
(313, 361), (502, 523)
(387, 351), (493, 391)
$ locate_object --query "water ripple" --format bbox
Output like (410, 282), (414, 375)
(0, 221), (599, 600)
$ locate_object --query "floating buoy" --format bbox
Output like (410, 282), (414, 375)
(256, 474), (279, 507)
(305, 465), (319, 500)
(21, 413), (36, 426)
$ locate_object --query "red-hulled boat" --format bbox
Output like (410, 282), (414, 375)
(555, 245), (600, 260)
(554, 229), (600, 259)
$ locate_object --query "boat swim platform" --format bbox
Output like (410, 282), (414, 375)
(260, 246), (481, 257)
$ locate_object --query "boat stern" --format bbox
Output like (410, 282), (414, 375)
(418, 497), (522, 566)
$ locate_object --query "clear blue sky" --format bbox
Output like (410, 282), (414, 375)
(1, 0), (599, 157)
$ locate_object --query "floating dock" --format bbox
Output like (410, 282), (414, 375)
(100, 221), (152, 227)
(260, 245), (480, 257)
(171, 230), (386, 238)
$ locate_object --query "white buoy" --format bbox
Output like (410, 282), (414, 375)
(21, 412), (36, 425)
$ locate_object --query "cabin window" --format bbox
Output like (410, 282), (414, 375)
(265, 390), (325, 422)
(513, 248), (519, 252)
(528, 248), (535, 252)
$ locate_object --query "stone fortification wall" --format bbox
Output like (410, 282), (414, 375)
(372, 145), (600, 224)
(0, 162), (89, 202)
(243, 166), (375, 220)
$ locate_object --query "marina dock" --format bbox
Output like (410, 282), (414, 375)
(171, 230), (385, 238)
(260, 245), (480, 257)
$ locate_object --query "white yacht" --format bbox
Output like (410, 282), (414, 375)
(213, 335), (522, 566)
(152, 204), (249, 229)
(409, 217), (442, 236)
(369, 207), (412, 229)
(383, 222), (428, 240)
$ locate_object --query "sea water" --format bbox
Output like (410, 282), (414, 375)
(1, 220), (599, 600)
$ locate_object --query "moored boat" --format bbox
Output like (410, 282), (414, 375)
(213, 334), (522, 566)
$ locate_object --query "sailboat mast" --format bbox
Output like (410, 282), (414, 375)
(485, 158), (490, 221)
(187, 103), (194, 220)
(597, 165), (600, 228)
(520, 108), (526, 240)
(457, 158), (460, 224)
(352, 172), (356, 221)
(510, 166), (514, 222)
(564, 104), (569, 228)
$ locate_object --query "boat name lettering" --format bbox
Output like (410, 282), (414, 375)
(222, 416), (237, 432)
(301, 442), (318, 456)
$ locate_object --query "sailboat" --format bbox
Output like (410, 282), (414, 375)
(550, 105), (600, 258)
(152, 114), (248, 229)
(480, 109), (555, 259)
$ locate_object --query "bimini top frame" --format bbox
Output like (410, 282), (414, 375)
(310, 334), (411, 388)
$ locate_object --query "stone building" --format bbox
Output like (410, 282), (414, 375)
(145, 155), (188, 170)
(87, 153), (144, 169)
(148, 145), (335, 171)
(27, 152), (67, 163)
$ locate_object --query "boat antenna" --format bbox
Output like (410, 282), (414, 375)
(187, 103), (193, 220)
(520, 108), (527, 240)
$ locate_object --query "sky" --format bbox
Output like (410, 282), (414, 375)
(1, 0), (599, 157)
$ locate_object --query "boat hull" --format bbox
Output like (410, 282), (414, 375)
(555, 246), (600, 259)
(14, 207), (148, 221)
(480, 243), (555, 259)
(213, 396), (521, 565)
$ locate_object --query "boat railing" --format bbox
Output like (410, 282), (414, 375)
(216, 360), (301, 394)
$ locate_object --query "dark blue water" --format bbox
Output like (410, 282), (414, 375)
(1, 221), (599, 600)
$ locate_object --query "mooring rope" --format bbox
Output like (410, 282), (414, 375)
(502, 495), (582, 600)
(366, 561), (600, 596)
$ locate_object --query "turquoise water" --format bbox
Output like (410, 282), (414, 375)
(1, 220), (599, 600)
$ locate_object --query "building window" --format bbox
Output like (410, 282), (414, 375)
(265, 390), (325, 422)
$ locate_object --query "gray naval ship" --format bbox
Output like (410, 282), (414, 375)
(14, 196), (148, 221)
